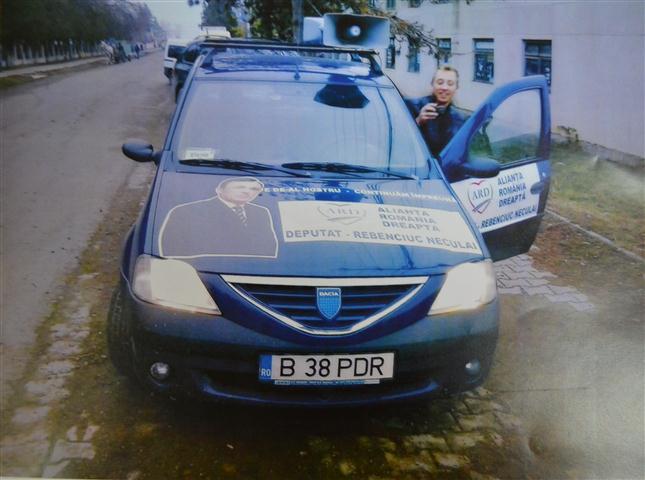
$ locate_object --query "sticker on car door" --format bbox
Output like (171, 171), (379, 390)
(451, 163), (541, 233)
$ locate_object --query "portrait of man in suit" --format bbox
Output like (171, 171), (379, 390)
(159, 177), (279, 259)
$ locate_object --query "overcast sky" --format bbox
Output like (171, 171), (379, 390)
(145, 0), (203, 39)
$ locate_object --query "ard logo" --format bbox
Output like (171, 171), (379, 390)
(467, 179), (494, 214)
(317, 203), (366, 225)
(316, 287), (342, 320)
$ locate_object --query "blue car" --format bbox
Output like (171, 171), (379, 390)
(110, 36), (551, 406)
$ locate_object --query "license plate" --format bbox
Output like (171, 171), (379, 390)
(258, 353), (395, 385)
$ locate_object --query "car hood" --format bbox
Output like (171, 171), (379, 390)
(151, 173), (485, 277)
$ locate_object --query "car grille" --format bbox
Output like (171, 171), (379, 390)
(224, 276), (427, 333)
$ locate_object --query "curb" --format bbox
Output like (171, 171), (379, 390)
(0, 57), (108, 89)
(545, 209), (644, 264)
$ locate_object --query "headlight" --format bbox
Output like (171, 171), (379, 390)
(429, 260), (497, 315)
(132, 255), (221, 315)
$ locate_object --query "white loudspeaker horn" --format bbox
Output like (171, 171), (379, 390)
(322, 14), (390, 49)
(303, 17), (324, 44)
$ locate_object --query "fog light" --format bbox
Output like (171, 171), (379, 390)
(465, 360), (481, 376)
(150, 362), (170, 381)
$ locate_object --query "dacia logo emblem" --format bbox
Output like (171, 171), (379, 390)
(316, 287), (342, 320)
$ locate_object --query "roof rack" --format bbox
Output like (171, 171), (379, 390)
(197, 38), (376, 54)
(198, 40), (383, 76)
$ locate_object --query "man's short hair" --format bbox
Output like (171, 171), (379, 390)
(432, 65), (459, 86)
(216, 176), (264, 192)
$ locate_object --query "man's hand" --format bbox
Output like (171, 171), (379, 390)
(416, 102), (439, 126)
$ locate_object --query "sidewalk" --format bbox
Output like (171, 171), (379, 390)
(0, 56), (108, 79)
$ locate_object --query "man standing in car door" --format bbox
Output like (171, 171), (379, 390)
(405, 66), (467, 159)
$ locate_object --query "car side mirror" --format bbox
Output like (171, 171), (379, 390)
(458, 155), (501, 178)
(122, 141), (156, 163)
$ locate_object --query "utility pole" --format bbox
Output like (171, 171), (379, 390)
(292, 0), (303, 44)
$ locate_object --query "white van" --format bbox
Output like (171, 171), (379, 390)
(163, 38), (191, 80)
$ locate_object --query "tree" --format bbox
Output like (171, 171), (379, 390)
(1, 0), (159, 47)
(202, 0), (239, 29)
(190, 0), (466, 53)
(292, 0), (303, 44)
(244, 0), (366, 41)
(242, 0), (445, 51)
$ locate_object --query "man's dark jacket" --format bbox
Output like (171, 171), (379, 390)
(159, 196), (278, 258)
(404, 95), (468, 159)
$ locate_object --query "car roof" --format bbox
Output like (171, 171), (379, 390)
(193, 41), (393, 87)
(166, 38), (192, 47)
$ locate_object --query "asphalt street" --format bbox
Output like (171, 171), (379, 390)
(1, 52), (643, 479)
(0, 52), (171, 405)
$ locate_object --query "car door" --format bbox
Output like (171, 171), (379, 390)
(440, 75), (551, 261)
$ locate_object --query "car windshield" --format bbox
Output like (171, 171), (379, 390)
(173, 80), (430, 178)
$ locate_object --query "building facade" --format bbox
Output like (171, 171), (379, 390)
(376, 0), (644, 162)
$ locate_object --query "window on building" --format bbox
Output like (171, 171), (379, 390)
(436, 38), (452, 66)
(407, 42), (420, 73)
(474, 39), (494, 83)
(524, 40), (551, 88)
(386, 0), (396, 10)
(386, 36), (396, 69)
(409, 0), (421, 7)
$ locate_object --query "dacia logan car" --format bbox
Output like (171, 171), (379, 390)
(110, 35), (551, 406)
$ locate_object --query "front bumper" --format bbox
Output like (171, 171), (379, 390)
(121, 281), (499, 406)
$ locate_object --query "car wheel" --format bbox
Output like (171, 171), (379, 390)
(107, 286), (135, 378)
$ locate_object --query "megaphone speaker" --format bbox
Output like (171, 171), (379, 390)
(323, 14), (390, 49)
(303, 17), (324, 44)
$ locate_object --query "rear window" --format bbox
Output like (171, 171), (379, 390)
(167, 45), (185, 59)
(174, 81), (430, 178)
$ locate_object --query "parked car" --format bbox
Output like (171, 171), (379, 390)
(112, 20), (551, 406)
(170, 29), (232, 100)
(163, 38), (190, 81)
(171, 34), (280, 101)
(170, 37), (209, 98)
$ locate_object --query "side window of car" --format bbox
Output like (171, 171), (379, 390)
(183, 44), (200, 65)
(468, 89), (541, 165)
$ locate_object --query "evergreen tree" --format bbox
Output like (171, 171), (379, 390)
(1, 0), (158, 47)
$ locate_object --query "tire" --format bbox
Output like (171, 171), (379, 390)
(107, 286), (135, 378)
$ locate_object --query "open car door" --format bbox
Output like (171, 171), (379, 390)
(440, 76), (551, 261)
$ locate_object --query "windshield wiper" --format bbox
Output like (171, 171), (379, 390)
(179, 158), (311, 177)
(281, 162), (417, 180)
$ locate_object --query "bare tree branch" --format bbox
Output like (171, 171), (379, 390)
(367, 5), (438, 54)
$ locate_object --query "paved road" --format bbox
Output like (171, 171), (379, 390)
(0, 52), (172, 405)
(1, 54), (643, 479)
